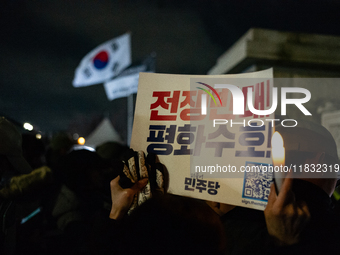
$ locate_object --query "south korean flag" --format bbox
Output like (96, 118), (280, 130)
(72, 33), (131, 87)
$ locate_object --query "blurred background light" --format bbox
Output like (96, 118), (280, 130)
(23, 122), (34, 131)
(77, 137), (85, 145)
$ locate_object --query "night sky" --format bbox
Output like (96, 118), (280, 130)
(1, 0), (340, 142)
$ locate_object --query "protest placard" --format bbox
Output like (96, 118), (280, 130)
(131, 69), (274, 210)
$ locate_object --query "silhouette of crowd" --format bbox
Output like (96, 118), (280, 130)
(0, 116), (339, 255)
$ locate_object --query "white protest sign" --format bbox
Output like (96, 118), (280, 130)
(103, 54), (156, 101)
(131, 69), (274, 210)
(104, 72), (139, 101)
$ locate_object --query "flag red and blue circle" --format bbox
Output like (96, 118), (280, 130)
(93, 51), (109, 70)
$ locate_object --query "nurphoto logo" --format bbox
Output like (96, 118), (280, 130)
(199, 83), (311, 116)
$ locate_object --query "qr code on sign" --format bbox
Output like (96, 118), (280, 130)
(242, 162), (273, 202)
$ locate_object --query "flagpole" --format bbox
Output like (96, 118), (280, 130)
(127, 93), (134, 146)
